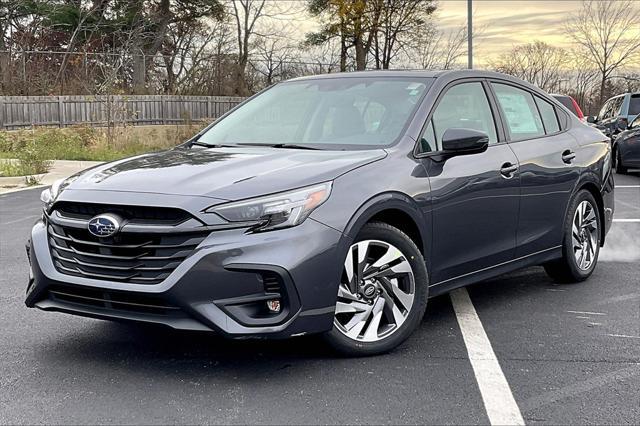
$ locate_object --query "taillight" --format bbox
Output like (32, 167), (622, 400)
(571, 97), (585, 121)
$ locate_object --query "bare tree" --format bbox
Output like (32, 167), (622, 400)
(414, 24), (469, 70)
(565, 0), (640, 104)
(567, 53), (599, 112)
(229, 0), (266, 95)
(491, 41), (569, 92)
(372, 0), (436, 69)
(250, 30), (296, 87)
(305, 40), (341, 74)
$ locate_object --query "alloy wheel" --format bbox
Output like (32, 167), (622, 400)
(572, 200), (599, 271)
(334, 239), (415, 342)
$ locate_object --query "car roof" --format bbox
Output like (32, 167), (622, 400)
(288, 69), (531, 84)
(606, 92), (640, 101)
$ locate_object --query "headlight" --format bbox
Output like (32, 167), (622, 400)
(40, 178), (65, 206)
(40, 176), (78, 208)
(205, 182), (332, 232)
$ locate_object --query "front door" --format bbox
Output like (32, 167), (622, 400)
(416, 81), (520, 284)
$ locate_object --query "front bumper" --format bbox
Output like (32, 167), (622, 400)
(25, 215), (346, 338)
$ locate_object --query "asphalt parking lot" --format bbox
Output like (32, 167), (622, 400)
(1, 173), (638, 425)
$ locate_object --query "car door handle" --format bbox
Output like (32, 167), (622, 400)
(500, 162), (518, 179)
(562, 150), (576, 164)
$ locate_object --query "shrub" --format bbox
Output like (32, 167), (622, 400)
(0, 160), (23, 177)
(0, 123), (207, 164)
(0, 132), (11, 153)
(16, 137), (53, 175)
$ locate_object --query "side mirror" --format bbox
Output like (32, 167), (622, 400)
(442, 128), (489, 155)
(587, 116), (596, 123)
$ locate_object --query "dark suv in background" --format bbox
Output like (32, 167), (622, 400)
(612, 114), (640, 173)
(589, 92), (640, 136)
(588, 92), (640, 173)
(26, 71), (614, 356)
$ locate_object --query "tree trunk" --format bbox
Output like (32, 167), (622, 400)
(599, 72), (607, 105)
(0, 50), (9, 93)
(132, 52), (146, 94)
(235, 60), (248, 96)
(354, 17), (366, 70)
(340, 20), (347, 72)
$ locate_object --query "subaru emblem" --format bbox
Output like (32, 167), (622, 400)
(87, 214), (121, 238)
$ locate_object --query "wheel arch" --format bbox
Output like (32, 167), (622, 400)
(342, 192), (430, 263)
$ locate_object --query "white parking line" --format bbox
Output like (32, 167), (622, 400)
(615, 185), (640, 188)
(567, 310), (606, 316)
(450, 288), (525, 426)
(606, 334), (640, 339)
(613, 219), (640, 223)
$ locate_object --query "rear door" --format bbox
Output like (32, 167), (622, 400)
(416, 80), (520, 284)
(488, 81), (581, 257)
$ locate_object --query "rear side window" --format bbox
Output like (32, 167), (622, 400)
(629, 95), (640, 116)
(535, 96), (560, 134)
(492, 83), (545, 140)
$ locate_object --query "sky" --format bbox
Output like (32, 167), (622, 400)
(436, 0), (584, 65)
(289, 0), (588, 67)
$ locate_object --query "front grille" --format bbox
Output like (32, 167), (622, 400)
(54, 201), (190, 225)
(48, 284), (181, 316)
(47, 203), (209, 285)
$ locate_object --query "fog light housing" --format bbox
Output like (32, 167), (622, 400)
(266, 299), (281, 313)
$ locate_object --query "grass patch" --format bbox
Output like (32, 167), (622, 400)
(0, 123), (207, 166)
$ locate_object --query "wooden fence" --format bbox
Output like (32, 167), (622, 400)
(0, 95), (245, 129)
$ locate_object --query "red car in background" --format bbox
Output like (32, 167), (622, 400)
(552, 94), (585, 122)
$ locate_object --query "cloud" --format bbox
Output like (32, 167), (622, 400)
(435, 0), (583, 64)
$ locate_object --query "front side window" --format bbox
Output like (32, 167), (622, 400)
(630, 115), (640, 129)
(196, 77), (432, 149)
(597, 100), (612, 121)
(492, 83), (545, 140)
(614, 97), (625, 116)
(419, 82), (497, 153)
(535, 96), (560, 134)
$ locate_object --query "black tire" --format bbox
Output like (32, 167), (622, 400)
(616, 148), (628, 174)
(544, 190), (601, 283)
(323, 222), (429, 356)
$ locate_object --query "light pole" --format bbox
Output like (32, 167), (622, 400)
(467, 0), (473, 69)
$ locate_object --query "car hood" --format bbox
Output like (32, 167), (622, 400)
(67, 146), (387, 200)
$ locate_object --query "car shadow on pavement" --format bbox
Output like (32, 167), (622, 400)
(35, 292), (458, 373)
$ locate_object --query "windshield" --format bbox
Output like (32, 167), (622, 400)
(196, 77), (432, 149)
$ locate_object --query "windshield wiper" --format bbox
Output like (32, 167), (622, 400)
(234, 142), (321, 150)
(191, 141), (322, 150)
(190, 141), (241, 148)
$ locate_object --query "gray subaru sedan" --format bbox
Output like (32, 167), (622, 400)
(26, 70), (614, 356)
